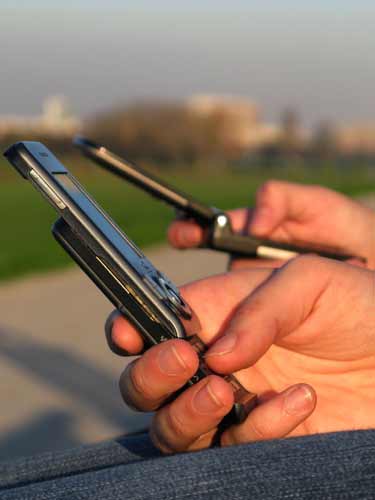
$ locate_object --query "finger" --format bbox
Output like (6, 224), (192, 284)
(109, 267), (273, 359)
(167, 209), (252, 249)
(107, 312), (145, 355)
(167, 220), (204, 248)
(105, 311), (133, 356)
(250, 180), (315, 237)
(228, 256), (283, 271)
(221, 384), (316, 446)
(205, 255), (335, 374)
(226, 208), (253, 234)
(150, 375), (234, 454)
(180, 268), (273, 344)
(119, 339), (199, 412)
(109, 268), (272, 356)
(347, 257), (367, 268)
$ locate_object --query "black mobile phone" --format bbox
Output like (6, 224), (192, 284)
(4, 141), (257, 424)
(74, 136), (365, 263)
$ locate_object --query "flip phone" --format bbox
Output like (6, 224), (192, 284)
(4, 141), (257, 425)
(74, 136), (365, 263)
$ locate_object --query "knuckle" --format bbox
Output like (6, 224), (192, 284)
(260, 179), (278, 193)
(129, 363), (155, 401)
(149, 425), (176, 455)
(165, 406), (189, 441)
(247, 418), (268, 440)
(220, 416), (268, 446)
(150, 408), (189, 454)
(119, 362), (154, 411)
(257, 180), (282, 201)
(119, 365), (140, 410)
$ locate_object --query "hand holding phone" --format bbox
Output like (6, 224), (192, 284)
(74, 136), (366, 263)
(4, 141), (257, 425)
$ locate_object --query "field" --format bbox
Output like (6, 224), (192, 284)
(0, 155), (374, 282)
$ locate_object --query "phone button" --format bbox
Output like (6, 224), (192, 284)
(146, 274), (192, 320)
(29, 170), (66, 210)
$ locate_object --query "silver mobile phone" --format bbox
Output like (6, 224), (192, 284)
(4, 141), (257, 425)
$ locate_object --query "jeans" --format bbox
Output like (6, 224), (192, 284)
(0, 430), (375, 499)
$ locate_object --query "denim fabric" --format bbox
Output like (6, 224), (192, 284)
(0, 433), (160, 491)
(1, 430), (375, 499)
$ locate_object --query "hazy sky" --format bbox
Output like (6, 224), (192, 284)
(1, 1), (374, 9)
(0, 2), (374, 127)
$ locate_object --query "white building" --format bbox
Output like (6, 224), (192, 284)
(0, 96), (81, 138)
(186, 94), (280, 152)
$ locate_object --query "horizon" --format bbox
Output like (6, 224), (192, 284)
(0, 3), (374, 127)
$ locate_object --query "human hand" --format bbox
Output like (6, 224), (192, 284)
(168, 181), (375, 269)
(106, 256), (374, 453)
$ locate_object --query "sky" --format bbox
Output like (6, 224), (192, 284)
(1, 1), (374, 9)
(0, 2), (374, 127)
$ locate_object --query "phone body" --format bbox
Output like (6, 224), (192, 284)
(74, 136), (365, 263)
(4, 141), (257, 424)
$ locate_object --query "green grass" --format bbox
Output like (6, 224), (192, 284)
(0, 154), (374, 283)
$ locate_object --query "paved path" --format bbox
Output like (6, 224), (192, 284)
(0, 195), (374, 461)
(0, 246), (227, 460)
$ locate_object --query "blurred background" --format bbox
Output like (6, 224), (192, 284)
(0, 0), (374, 461)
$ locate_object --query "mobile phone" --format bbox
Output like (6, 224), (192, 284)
(4, 141), (257, 424)
(74, 136), (365, 263)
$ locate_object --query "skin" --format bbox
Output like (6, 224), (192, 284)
(108, 257), (375, 453)
(106, 181), (375, 453)
(167, 181), (375, 270)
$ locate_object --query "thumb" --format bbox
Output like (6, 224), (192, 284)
(205, 255), (335, 374)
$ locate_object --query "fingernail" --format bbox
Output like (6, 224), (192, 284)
(284, 385), (314, 416)
(347, 257), (367, 268)
(206, 334), (237, 357)
(158, 345), (187, 376)
(193, 380), (224, 414)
